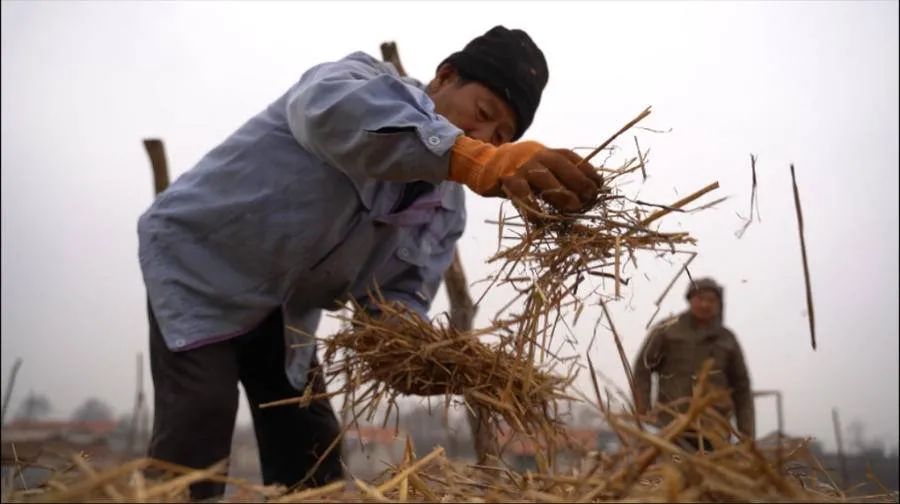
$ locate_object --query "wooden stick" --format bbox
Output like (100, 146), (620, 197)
(634, 135), (647, 181)
(272, 480), (347, 503)
(614, 236), (622, 299)
(753, 389), (787, 475)
(598, 299), (641, 430)
(142, 462), (228, 500)
(632, 181), (720, 232)
(142, 139), (170, 195)
(790, 164), (816, 350)
(381, 39), (496, 463)
(126, 353), (146, 455)
(379, 41), (408, 77)
(832, 407), (849, 486)
(147, 458), (276, 496)
(259, 389), (344, 408)
(45, 459), (151, 502)
(376, 446), (445, 494)
(578, 106), (652, 167)
(11, 443), (28, 490)
(736, 153), (759, 238)
(398, 436), (413, 501)
(653, 252), (697, 306)
(0, 358), (23, 427)
(354, 477), (392, 502)
(71, 453), (124, 501)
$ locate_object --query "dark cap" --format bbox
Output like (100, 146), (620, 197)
(685, 277), (724, 301)
(439, 26), (548, 140)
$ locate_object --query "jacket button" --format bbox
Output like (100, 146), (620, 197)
(427, 136), (441, 146)
(398, 247), (411, 259)
(175, 339), (186, 348)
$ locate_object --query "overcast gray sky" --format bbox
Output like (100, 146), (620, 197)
(2, 1), (897, 453)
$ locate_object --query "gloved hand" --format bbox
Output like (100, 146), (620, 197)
(448, 135), (603, 212)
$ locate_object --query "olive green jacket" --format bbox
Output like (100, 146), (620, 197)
(633, 311), (755, 439)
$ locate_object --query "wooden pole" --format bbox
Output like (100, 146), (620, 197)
(790, 164), (816, 350)
(380, 41), (498, 464)
(446, 250), (498, 463)
(126, 353), (147, 455)
(832, 408), (849, 486)
(143, 139), (170, 195)
(1, 358), (24, 427)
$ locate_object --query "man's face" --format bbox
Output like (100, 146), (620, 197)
(427, 65), (517, 146)
(689, 290), (721, 323)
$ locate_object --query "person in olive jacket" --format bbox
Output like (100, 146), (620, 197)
(633, 277), (755, 450)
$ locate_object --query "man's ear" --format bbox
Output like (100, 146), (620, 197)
(428, 63), (460, 94)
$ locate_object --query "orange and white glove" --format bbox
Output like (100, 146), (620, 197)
(448, 135), (603, 212)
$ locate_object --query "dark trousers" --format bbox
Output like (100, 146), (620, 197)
(147, 305), (343, 500)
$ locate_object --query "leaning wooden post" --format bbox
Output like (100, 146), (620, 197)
(380, 41), (498, 464)
(832, 408), (849, 486)
(126, 353), (148, 456)
(1, 358), (24, 427)
(143, 139), (170, 195)
(445, 250), (499, 463)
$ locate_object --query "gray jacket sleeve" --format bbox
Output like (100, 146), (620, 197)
(285, 52), (462, 187)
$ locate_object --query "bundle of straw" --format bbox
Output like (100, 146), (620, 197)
(319, 298), (577, 439)
(484, 107), (719, 324)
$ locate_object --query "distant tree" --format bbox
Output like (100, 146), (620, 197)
(71, 397), (114, 423)
(14, 392), (52, 421)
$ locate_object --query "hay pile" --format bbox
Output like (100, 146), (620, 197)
(4, 377), (896, 503)
(484, 106), (715, 318)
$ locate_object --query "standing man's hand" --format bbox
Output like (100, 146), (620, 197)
(449, 136), (603, 213)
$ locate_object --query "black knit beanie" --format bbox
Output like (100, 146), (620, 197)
(439, 26), (548, 140)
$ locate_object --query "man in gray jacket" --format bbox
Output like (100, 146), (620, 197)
(139, 26), (601, 498)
